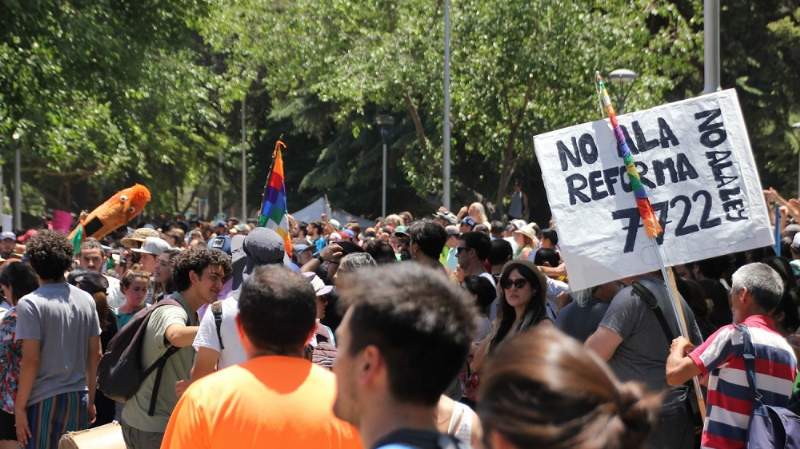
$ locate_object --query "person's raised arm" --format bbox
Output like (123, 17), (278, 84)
(165, 324), (200, 348)
(666, 336), (702, 386)
(301, 243), (343, 273)
(585, 326), (623, 361)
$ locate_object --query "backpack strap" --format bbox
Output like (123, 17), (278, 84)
(632, 281), (676, 342)
(142, 298), (186, 416)
(146, 345), (180, 416)
(735, 324), (762, 403)
(211, 301), (224, 350)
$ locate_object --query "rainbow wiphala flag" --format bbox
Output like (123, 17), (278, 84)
(258, 140), (292, 257)
(596, 72), (663, 239)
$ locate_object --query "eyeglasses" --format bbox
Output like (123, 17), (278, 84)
(501, 278), (528, 290)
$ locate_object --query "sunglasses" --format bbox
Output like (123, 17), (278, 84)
(456, 247), (471, 255)
(501, 278), (528, 290)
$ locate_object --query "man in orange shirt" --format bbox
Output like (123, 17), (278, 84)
(161, 265), (361, 449)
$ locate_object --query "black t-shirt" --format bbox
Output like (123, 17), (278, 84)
(371, 429), (462, 449)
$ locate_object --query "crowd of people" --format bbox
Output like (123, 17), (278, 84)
(0, 192), (797, 449)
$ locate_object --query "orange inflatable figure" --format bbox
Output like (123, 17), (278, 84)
(68, 184), (151, 241)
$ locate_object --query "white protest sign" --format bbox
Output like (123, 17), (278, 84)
(534, 89), (772, 291)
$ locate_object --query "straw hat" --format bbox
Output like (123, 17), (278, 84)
(513, 223), (538, 243)
(121, 227), (161, 249)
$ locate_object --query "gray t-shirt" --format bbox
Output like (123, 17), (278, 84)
(599, 277), (702, 393)
(15, 283), (101, 405)
(122, 292), (197, 433)
(556, 297), (609, 342)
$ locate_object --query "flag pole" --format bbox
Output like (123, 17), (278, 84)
(596, 72), (707, 421)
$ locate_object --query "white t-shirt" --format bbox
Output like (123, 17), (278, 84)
(105, 275), (125, 309)
(192, 295), (246, 369)
(545, 277), (569, 319)
(478, 272), (500, 321)
(309, 321), (336, 348)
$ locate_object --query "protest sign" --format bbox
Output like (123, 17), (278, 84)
(534, 89), (772, 291)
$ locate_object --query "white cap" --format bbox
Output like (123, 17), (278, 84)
(303, 272), (333, 296)
(132, 237), (172, 256)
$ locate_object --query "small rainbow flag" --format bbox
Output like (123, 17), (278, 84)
(258, 140), (292, 257)
(596, 72), (663, 238)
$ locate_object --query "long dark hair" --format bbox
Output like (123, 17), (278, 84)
(0, 261), (39, 304)
(490, 260), (547, 352)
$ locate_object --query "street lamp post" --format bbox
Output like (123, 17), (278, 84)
(443, 0), (452, 211)
(608, 69), (638, 114)
(241, 96), (247, 222)
(704, 0), (721, 93)
(792, 122), (800, 199)
(376, 115), (395, 217)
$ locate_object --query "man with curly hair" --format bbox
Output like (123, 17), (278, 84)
(14, 230), (102, 449)
(121, 247), (231, 449)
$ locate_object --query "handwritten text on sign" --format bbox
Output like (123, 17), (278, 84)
(534, 89), (772, 291)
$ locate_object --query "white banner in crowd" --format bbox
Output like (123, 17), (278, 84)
(534, 89), (773, 291)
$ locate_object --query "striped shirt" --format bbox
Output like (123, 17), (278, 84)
(688, 315), (797, 449)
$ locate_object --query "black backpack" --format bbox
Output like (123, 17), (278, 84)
(97, 298), (184, 416)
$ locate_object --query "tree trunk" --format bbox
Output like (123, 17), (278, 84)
(403, 92), (430, 151)
(180, 184), (201, 216)
(495, 83), (534, 212)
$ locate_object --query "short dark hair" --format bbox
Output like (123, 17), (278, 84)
(238, 265), (316, 354)
(541, 228), (558, 246)
(533, 248), (560, 267)
(363, 239), (396, 264)
(490, 221), (505, 237)
(80, 238), (103, 253)
(408, 220), (447, 260)
(26, 230), (73, 280)
(463, 275), (496, 316)
(339, 264), (476, 406)
(172, 248), (232, 292)
(460, 231), (491, 261)
(0, 261), (39, 302)
(489, 239), (513, 266)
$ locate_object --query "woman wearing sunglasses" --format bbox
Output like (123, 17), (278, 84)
(471, 260), (549, 377)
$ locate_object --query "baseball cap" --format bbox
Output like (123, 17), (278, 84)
(208, 235), (232, 255)
(393, 226), (409, 237)
(132, 237), (173, 256)
(461, 217), (477, 228)
(293, 243), (311, 254)
(67, 270), (109, 296)
(792, 233), (800, 251)
(341, 229), (355, 240)
(214, 220), (227, 228)
(243, 227), (285, 274)
(303, 272), (333, 296)
(1, 231), (15, 241)
(328, 219), (341, 231)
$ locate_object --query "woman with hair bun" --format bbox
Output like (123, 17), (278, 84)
(478, 326), (661, 449)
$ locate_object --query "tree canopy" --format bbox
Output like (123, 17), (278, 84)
(1, 0), (797, 226)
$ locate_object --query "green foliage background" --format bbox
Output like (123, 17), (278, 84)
(0, 0), (797, 227)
